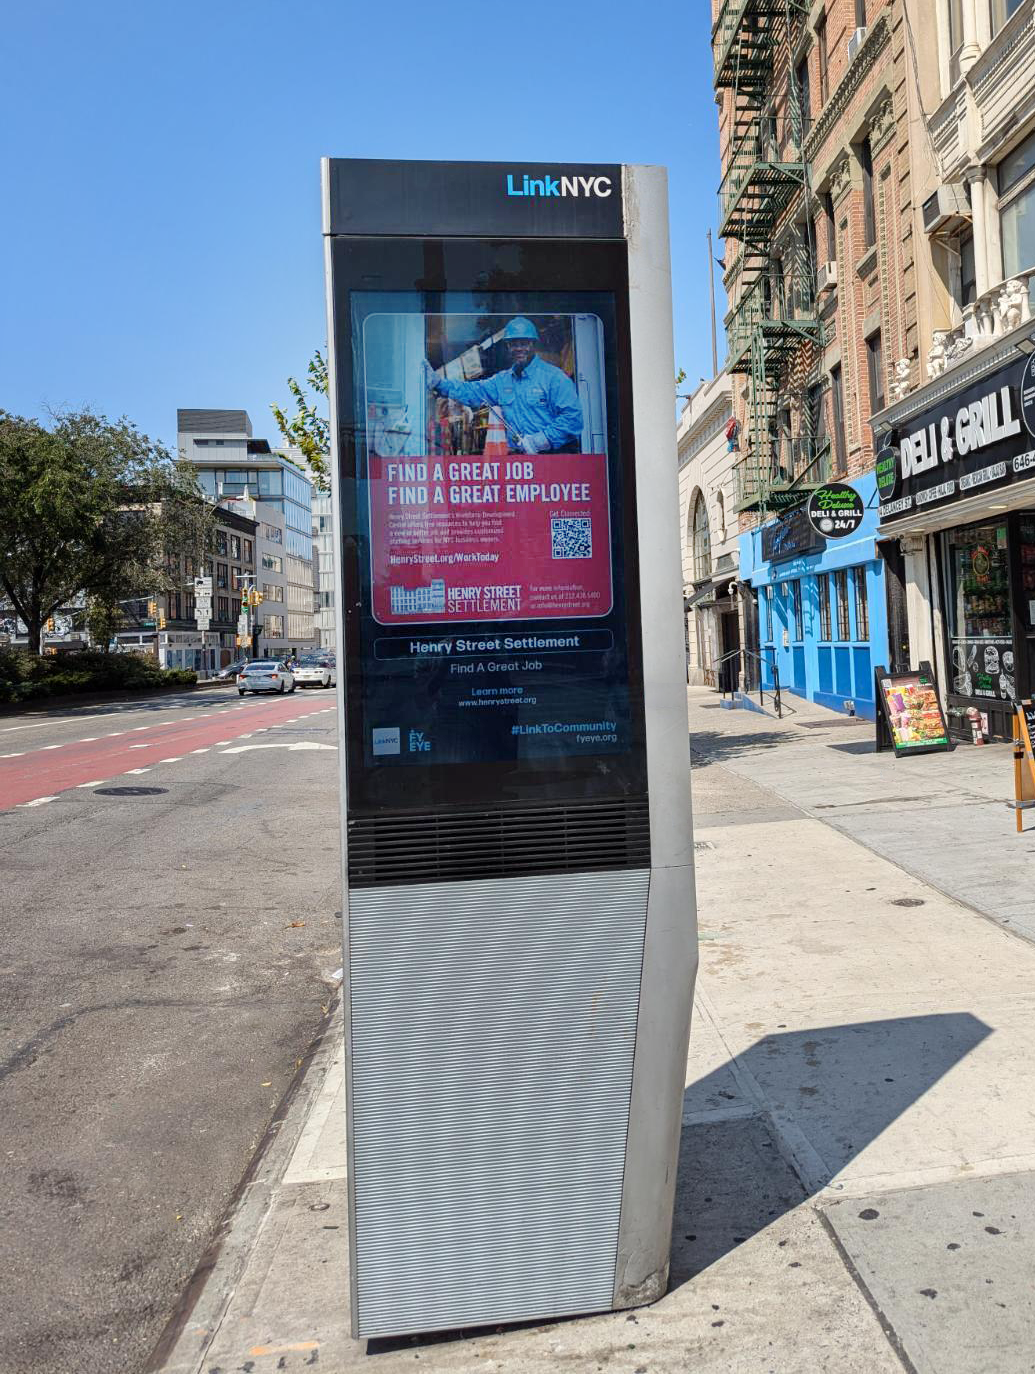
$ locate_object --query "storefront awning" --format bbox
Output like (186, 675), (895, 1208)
(684, 577), (736, 610)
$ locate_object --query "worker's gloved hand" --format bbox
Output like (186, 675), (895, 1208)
(521, 431), (548, 454)
(420, 359), (440, 393)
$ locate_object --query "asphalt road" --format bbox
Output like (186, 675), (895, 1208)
(0, 687), (344, 1374)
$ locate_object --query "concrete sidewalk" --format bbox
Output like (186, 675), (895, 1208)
(154, 696), (1035, 1373)
(689, 686), (1035, 943)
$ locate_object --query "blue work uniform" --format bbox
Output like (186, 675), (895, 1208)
(433, 354), (584, 451)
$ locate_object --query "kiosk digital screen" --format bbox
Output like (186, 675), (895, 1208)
(331, 238), (646, 813)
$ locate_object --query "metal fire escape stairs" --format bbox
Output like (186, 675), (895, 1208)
(713, 0), (827, 515)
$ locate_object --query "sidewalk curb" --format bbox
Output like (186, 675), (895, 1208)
(146, 993), (343, 1374)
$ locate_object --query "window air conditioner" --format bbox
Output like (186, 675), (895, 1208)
(847, 26), (867, 60)
(922, 184), (972, 235)
(816, 261), (838, 294)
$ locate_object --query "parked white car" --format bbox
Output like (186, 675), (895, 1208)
(237, 660), (296, 695)
(293, 655), (336, 689)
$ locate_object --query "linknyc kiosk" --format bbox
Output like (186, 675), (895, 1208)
(322, 158), (698, 1338)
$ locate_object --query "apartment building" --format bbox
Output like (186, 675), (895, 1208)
(870, 0), (1035, 741)
(677, 375), (742, 686)
(712, 0), (916, 714)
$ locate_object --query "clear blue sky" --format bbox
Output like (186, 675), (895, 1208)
(2, 0), (722, 451)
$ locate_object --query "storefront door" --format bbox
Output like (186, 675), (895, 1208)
(941, 516), (1021, 740)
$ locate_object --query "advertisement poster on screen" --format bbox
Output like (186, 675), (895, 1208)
(350, 299), (635, 776)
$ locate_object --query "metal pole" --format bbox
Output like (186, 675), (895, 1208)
(707, 229), (718, 378)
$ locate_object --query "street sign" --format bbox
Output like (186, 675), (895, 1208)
(194, 575), (213, 594)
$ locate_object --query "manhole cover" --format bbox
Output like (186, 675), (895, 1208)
(93, 786), (168, 797)
(890, 897), (924, 907)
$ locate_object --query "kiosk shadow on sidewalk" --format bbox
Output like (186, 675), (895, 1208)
(671, 1012), (991, 1287)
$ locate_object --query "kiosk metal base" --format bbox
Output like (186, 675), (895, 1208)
(345, 868), (650, 1338)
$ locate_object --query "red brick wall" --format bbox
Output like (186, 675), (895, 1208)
(712, 1), (918, 532)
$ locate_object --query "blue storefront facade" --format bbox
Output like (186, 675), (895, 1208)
(738, 472), (889, 719)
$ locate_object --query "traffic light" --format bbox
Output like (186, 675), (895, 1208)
(235, 634), (243, 647)
(46, 617), (55, 632)
(158, 611), (167, 630)
(253, 589), (263, 607)
(147, 599), (157, 617)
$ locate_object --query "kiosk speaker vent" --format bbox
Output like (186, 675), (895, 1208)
(348, 797), (650, 888)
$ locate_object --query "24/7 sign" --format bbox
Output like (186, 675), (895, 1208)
(806, 483), (865, 539)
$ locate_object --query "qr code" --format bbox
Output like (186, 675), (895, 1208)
(551, 517), (592, 560)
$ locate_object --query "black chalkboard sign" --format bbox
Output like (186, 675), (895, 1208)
(874, 662), (951, 757)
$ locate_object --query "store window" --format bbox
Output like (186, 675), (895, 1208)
(216, 562), (228, 589)
(941, 521), (1015, 701)
(991, 0), (1024, 36)
(230, 535), (241, 560)
(792, 580), (804, 641)
(834, 569), (851, 640)
(692, 492), (712, 581)
(999, 129), (1035, 299)
(818, 576), (832, 640)
(215, 530), (228, 557)
(1020, 516), (1035, 630)
(854, 567), (870, 641)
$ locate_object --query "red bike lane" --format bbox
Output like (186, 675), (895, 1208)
(0, 694), (334, 811)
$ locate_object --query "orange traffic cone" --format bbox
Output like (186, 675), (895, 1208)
(483, 409), (508, 459)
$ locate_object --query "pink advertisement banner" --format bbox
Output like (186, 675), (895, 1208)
(368, 453), (613, 625)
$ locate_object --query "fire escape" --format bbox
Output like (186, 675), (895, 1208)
(713, 0), (827, 514)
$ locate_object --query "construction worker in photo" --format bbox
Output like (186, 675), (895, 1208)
(421, 317), (584, 454)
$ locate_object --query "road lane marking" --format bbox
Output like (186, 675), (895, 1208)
(129, 743), (151, 749)
(191, 748), (210, 754)
(41, 744), (63, 750)
(159, 757), (183, 763)
(106, 731), (124, 737)
(80, 737), (98, 742)
(0, 722), (50, 733)
(18, 796), (56, 807)
(213, 740), (232, 746)
(1, 753), (25, 759)
(220, 741), (338, 754)
(77, 780), (108, 788)
(126, 767), (151, 775)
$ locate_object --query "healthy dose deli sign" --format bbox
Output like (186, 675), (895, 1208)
(878, 356), (1035, 520)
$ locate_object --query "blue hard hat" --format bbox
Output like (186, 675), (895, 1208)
(502, 316), (539, 342)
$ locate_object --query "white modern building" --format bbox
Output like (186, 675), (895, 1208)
(178, 410), (317, 653)
(677, 374), (740, 687)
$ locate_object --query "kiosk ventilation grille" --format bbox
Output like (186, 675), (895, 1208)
(347, 797), (650, 887)
(347, 868), (650, 1336)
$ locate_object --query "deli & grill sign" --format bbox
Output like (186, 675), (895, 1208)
(878, 356), (1035, 520)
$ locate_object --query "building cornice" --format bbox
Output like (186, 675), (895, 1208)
(804, 11), (891, 160)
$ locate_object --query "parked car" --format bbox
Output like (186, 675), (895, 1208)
(216, 659), (250, 681)
(293, 655), (336, 689)
(237, 660), (296, 695)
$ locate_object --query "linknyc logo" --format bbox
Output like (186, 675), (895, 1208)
(505, 172), (613, 199)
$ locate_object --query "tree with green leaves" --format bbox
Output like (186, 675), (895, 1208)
(271, 351), (330, 490)
(0, 409), (213, 654)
